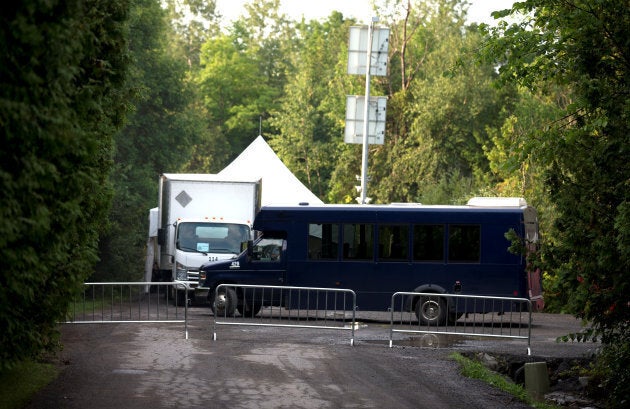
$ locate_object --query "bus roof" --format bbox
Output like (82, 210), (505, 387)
(253, 201), (534, 229)
(258, 200), (530, 213)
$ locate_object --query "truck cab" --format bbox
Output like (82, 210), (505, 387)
(148, 173), (261, 306)
(199, 234), (286, 315)
(168, 220), (252, 305)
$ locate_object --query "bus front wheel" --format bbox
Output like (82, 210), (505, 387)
(210, 287), (237, 317)
(239, 302), (262, 317)
(415, 296), (447, 326)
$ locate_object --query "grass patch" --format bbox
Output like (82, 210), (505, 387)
(0, 359), (58, 409)
(450, 352), (558, 409)
(65, 297), (107, 321)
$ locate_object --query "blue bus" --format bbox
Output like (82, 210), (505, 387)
(199, 198), (543, 324)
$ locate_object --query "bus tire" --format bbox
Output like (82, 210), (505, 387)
(239, 302), (262, 317)
(210, 287), (237, 316)
(415, 295), (447, 326)
(448, 312), (463, 324)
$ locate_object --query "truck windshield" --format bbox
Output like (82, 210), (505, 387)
(176, 222), (250, 254)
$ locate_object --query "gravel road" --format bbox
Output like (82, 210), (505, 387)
(25, 309), (595, 409)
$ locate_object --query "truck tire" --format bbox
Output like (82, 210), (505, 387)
(210, 287), (237, 317)
(415, 295), (447, 326)
(170, 287), (187, 307)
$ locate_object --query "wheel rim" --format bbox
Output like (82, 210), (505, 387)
(421, 299), (441, 321)
(216, 292), (226, 307)
(213, 290), (227, 314)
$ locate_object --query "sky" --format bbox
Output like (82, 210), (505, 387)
(215, 0), (516, 26)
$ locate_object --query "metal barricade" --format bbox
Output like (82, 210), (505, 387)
(212, 284), (356, 346)
(389, 292), (532, 355)
(64, 282), (190, 339)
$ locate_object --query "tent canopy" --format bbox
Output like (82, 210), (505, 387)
(218, 136), (324, 206)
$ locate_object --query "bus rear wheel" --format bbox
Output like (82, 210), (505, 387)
(415, 295), (447, 326)
(448, 312), (463, 324)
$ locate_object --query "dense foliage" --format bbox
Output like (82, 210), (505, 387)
(2, 1), (628, 405)
(483, 1), (629, 405)
(93, 0), (205, 281)
(0, 0), (130, 368)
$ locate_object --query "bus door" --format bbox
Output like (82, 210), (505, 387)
(242, 237), (287, 307)
(248, 237), (286, 285)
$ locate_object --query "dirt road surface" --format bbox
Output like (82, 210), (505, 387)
(25, 310), (595, 409)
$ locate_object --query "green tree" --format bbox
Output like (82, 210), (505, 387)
(270, 12), (356, 201)
(95, 0), (206, 281)
(163, 0), (220, 69)
(343, 0), (507, 205)
(484, 1), (630, 405)
(193, 34), (267, 168)
(482, 85), (567, 278)
(185, 0), (299, 174)
(0, 0), (130, 368)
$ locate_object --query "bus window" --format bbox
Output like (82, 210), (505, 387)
(413, 225), (444, 262)
(378, 224), (409, 261)
(342, 223), (373, 260)
(448, 225), (480, 263)
(308, 223), (339, 260)
(252, 238), (284, 262)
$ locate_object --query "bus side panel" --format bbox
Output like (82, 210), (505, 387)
(286, 260), (405, 311)
(286, 257), (528, 313)
(282, 260), (356, 311)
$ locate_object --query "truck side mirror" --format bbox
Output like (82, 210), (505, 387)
(246, 240), (254, 259)
(157, 228), (166, 246)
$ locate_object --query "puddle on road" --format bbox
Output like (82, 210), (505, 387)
(345, 321), (487, 348)
(367, 334), (486, 348)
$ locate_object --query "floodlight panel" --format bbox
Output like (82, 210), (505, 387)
(344, 96), (387, 145)
(347, 26), (390, 76)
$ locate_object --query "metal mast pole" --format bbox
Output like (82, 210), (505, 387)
(360, 18), (376, 205)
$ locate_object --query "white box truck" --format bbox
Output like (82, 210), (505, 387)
(146, 174), (261, 305)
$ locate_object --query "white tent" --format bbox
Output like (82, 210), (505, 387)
(218, 135), (324, 206)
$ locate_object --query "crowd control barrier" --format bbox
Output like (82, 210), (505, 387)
(212, 284), (357, 345)
(64, 282), (190, 338)
(389, 292), (532, 355)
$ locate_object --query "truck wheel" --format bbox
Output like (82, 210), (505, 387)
(170, 287), (187, 306)
(210, 287), (237, 316)
(415, 295), (447, 326)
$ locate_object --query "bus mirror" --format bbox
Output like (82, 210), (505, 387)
(246, 240), (254, 258)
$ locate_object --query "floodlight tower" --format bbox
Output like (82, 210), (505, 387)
(345, 18), (389, 204)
